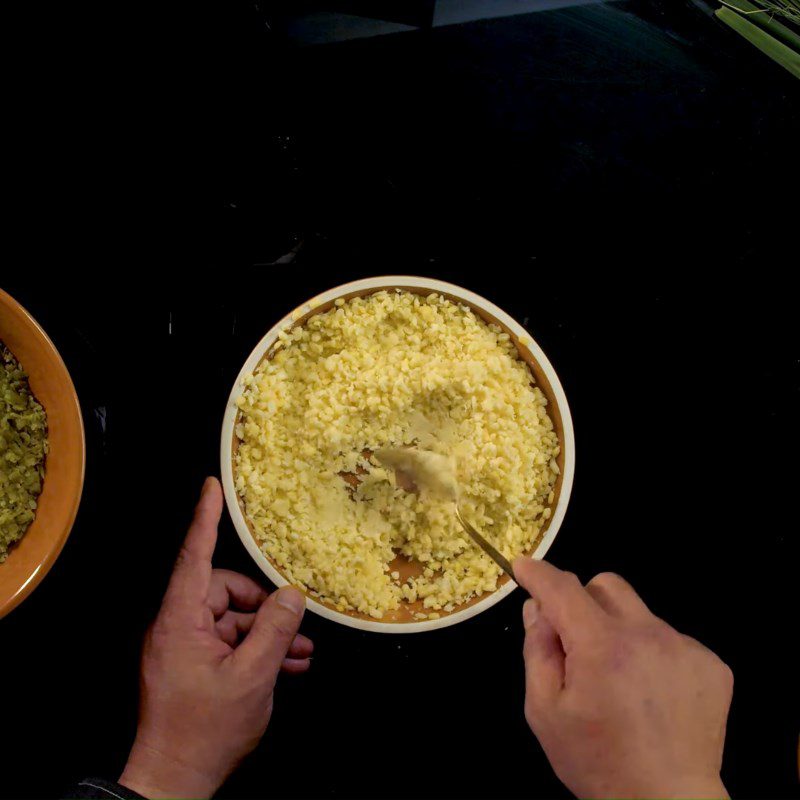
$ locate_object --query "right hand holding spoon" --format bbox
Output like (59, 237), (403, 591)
(514, 558), (733, 800)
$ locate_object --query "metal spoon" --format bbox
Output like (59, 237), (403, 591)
(374, 447), (516, 580)
(453, 504), (515, 580)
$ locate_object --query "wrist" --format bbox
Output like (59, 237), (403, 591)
(585, 772), (729, 800)
(119, 738), (221, 800)
(671, 775), (729, 800)
(638, 773), (729, 800)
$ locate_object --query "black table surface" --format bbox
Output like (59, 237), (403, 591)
(2, 273), (797, 800)
(3, 1), (799, 798)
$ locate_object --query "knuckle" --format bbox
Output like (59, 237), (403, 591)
(648, 619), (679, 645)
(148, 620), (165, 642)
(560, 571), (582, 590)
(270, 621), (295, 639)
(150, 614), (173, 640)
(635, 621), (681, 657)
(592, 620), (665, 667)
(717, 659), (734, 689)
(678, 631), (704, 651)
(588, 571), (627, 591)
(602, 630), (634, 668)
(142, 624), (159, 655)
(266, 611), (298, 639)
(524, 700), (535, 728)
(524, 696), (544, 729)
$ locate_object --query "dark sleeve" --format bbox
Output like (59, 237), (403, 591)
(62, 777), (146, 799)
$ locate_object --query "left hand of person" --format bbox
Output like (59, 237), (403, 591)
(118, 477), (313, 799)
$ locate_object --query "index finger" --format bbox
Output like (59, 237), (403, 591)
(513, 557), (605, 649)
(163, 477), (223, 616)
(585, 572), (654, 621)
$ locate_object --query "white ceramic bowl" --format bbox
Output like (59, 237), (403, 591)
(221, 276), (575, 633)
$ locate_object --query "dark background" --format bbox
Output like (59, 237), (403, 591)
(2, 0), (799, 798)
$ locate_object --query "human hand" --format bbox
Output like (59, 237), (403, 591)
(119, 477), (313, 799)
(514, 558), (733, 800)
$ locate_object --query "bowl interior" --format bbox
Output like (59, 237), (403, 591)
(0, 290), (85, 618)
(226, 281), (571, 628)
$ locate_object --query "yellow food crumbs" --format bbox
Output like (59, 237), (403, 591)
(235, 290), (559, 619)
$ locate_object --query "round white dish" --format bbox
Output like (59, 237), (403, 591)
(221, 276), (575, 633)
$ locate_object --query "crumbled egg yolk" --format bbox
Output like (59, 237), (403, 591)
(235, 290), (559, 619)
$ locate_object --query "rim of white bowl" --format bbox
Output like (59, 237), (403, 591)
(220, 276), (575, 634)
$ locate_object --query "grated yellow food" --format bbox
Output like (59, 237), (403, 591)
(1, 342), (48, 563)
(234, 290), (559, 619)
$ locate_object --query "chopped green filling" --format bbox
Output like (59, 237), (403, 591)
(1, 341), (48, 562)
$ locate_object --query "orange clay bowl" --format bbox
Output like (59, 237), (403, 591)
(0, 289), (85, 618)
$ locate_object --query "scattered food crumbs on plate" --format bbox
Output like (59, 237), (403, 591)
(234, 290), (559, 619)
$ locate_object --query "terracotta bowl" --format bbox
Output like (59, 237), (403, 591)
(221, 276), (575, 633)
(0, 289), (85, 618)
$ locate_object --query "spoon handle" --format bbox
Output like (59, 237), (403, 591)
(455, 505), (516, 580)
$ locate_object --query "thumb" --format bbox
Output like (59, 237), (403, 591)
(513, 556), (603, 648)
(232, 586), (306, 677)
(522, 598), (565, 722)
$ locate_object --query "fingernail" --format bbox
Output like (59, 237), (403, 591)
(523, 598), (539, 629)
(201, 477), (215, 497)
(276, 587), (305, 615)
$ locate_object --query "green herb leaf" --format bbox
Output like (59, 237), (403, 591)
(716, 6), (800, 78)
(719, 0), (800, 50)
